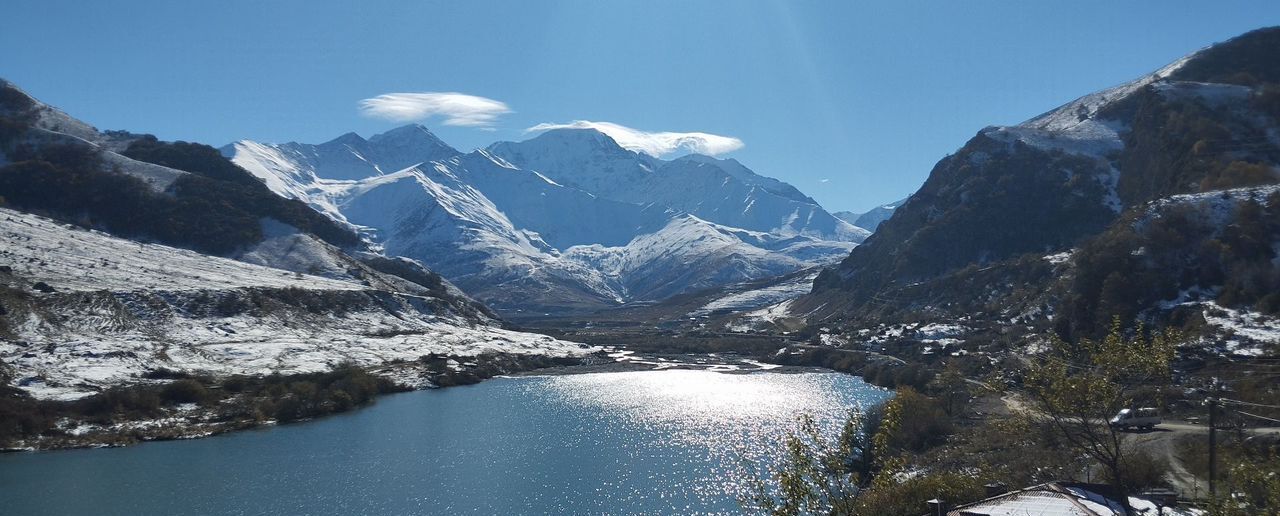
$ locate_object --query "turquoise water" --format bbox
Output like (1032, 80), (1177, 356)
(0, 370), (886, 515)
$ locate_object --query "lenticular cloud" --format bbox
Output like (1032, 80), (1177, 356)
(360, 92), (512, 128)
(526, 120), (744, 157)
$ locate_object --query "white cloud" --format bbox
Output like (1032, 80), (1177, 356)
(359, 92), (512, 128)
(819, 178), (830, 183)
(525, 120), (743, 157)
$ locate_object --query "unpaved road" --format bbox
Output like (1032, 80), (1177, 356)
(999, 393), (1280, 498)
(999, 395), (1280, 436)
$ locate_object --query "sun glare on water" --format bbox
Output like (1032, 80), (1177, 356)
(542, 369), (864, 425)
(525, 369), (888, 507)
(519, 368), (890, 512)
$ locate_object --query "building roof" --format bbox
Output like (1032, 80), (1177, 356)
(941, 482), (1198, 516)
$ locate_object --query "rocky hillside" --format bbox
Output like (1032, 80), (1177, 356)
(798, 27), (1280, 350)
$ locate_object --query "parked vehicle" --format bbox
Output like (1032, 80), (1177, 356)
(1109, 407), (1161, 430)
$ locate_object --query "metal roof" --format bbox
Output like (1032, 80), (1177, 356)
(940, 482), (1199, 516)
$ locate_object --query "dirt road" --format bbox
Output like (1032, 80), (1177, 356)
(999, 393), (1279, 499)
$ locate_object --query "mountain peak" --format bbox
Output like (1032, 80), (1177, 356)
(1016, 25), (1280, 139)
(0, 78), (38, 116)
(369, 123), (438, 142)
(326, 131), (367, 146)
(0, 76), (101, 143)
(365, 124), (460, 168)
(671, 153), (718, 164)
(523, 127), (630, 155)
(1168, 25), (1280, 85)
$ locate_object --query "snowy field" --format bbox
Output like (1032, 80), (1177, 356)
(4, 311), (594, 400)
(689, 270), (819, 317)
(725, 300), (799, 333)
(0, 208), (593, 400)
(0, 208), (360, 292)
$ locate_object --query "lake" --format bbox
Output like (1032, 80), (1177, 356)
(0, 369), (887, 515)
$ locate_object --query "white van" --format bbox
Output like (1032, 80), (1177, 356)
(1109, 407), (1160, 430)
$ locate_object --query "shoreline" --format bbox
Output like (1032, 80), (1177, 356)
(1, 351), (593, 452)
(2, 349), (836, 453)
(509, 349), (832, 376)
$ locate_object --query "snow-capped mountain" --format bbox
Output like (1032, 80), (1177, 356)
(227, 126), (863, 315)
(834, 196), (909, 232)
(487, 129), (866, 241)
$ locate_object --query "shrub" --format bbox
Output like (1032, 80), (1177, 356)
(874, 387), (953, 456)
(161, 379), (210, 405)
(122, 138), (260, 186)
(855, 471), (985, 516)
(74, 387), (162, 424)
(1200, 161), (1278, 191)
(1102, 449), (1170, 493)
(0, 366), (406, 446)
(1254, 84), (1280, 121)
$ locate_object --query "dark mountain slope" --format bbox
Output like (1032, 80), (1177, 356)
(801, 27), (1280, 344)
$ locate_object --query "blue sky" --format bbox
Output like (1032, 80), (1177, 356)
(2, 1), (1277, 212)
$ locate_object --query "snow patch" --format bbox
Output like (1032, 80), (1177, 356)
(0, 208), (360, 292)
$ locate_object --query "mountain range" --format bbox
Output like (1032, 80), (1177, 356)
(226, 125), (866, 316)
(834, 197), (908, 232)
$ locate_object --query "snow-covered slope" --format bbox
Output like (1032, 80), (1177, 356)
(0, 210), (358, 292)
(562, 215), (853, 303)
(0, 208), (591, 400)
(228, 126), (861, 315)
(999, 53), (1196, 152)
(690, 269), (821, 318)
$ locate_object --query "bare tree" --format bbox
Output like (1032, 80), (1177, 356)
(1024, 318), (1177, 516)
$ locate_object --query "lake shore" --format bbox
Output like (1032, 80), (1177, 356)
(512, 349), (831, 376)
(2, 348), (828, 452)
(1, 351), (595, 452)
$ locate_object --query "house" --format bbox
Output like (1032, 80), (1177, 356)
(927, 482), (1200, 516)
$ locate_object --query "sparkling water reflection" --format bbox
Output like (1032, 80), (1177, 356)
(532, 370), (888, 509)
(0, 370), (887, 515)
